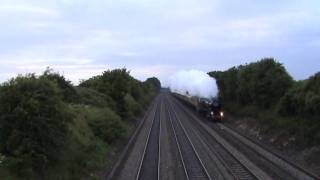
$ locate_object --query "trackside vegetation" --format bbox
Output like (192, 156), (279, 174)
(0, 68), (160, 179)
(209, 58), (320, 147)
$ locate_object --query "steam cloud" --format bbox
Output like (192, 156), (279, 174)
(168, 70), (218, 98)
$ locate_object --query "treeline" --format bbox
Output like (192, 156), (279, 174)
(80, 69), (161, 119)
(209, 58), (320, 146)
(0, 68), (160, 179)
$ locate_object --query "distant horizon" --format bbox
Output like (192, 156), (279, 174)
(0, 57), (317, 87)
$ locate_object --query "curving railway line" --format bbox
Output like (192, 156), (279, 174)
(109, 92), (319, 180)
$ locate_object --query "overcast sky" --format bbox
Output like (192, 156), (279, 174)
(0, 0), (319, 85)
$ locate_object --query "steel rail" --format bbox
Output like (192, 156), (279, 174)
(166, 96), (212, 180)
(135, 96), (162, 180)
(218, 123), (320, 180)
(168, 97), (238, 179)
(164, 95), (190, 180)
(157, 98), (162, 180)
(172, 94), (319, 180)
(107, 95), (159, 180)
(170, 95), (270, 180)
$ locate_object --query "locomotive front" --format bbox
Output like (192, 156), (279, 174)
(208, 98), (224, 122)
(198, 97), (224, 122)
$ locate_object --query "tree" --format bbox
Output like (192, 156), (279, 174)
(278, 72), (320, 118)
(209, 67), (239, 102)
(41, 68), (78, 103)
(80, 69), (131, 118)
(210, 58), (293, 108)
(0, 74), (70, 176)
(144, 77), (161, 92)
(85, 107), (126, 144)
(80, 69), (161, 119)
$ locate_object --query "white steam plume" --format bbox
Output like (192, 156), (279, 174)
(168, 70), (218, 98)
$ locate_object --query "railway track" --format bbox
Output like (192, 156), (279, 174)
(135, 95), (162, 180)
(107, 95), (160, 180)
(165, 97), (211, 180)
(167, 96), (260, 180)
(110, 92), (318, 180)
(170, 93), (319, 180)
(216, 123), (320, 180)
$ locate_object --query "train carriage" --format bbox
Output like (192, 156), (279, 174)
(172, 92), (224, 122)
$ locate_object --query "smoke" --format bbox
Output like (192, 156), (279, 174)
(167, 69), (218, 98)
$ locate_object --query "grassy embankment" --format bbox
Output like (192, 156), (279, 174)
(0, 68), (160, 179)
(209, 58), (320, 149)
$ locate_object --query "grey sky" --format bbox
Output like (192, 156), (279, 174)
(0, 0), (319, 85)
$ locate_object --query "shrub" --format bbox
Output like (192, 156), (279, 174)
(278, 72), (320, 119)
(80, 69), (160, 119)
(3, 154), (33, 178)
(124, 94), (142, 118)
(84, 106), (127, 144)
(0, 74), (70, 176)
(41, 68), (79, 103)
(143, 77), (161, 92)
(0, 68), (160, 178)
(43, 104), (113, 179)
(210, 58), (293, 108)
(212, 62), (320, 147)
(75, 87), (115, 109)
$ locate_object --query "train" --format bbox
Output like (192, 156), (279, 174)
(172, 92), (224, 122)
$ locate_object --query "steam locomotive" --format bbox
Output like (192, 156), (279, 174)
(172, 92), (224, 122)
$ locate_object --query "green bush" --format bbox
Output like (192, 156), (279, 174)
(209, 67), (238, 102)
(0, 68), (160, 179)
(124, 94), (142, 118)
(0, 74), (70, 177)
(80, 69), (160, 119)
(85, 106), (127, 144)
(3, 154), (33, 178)
(143, 77), (161, 92)
(211, 60), (320, 147)
(0, 153), (4, 165)
(41, 104), (113, 179)
(210, 58), (293, 108)
(41, 68), (79, 103)
(278, 72), (320, 119)
(75, 87), (115, 109)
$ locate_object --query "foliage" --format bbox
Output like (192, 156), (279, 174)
(278, 72), (320, 119)
(0, 74), (70, 177)
(84, 106), (127, 144)
(210, 58), (320, 147)
(40, 104), (112, 180)
(144, 77), (161, 92)
(0, 153), (4, 166)
(210, 58), (293, 108)
(80, 69), (131, 100)
(0, 68), (160, 179)
(209, 67), (238, 102)
(124, 94), (142, 118)
(80, 69), (134, 118)
(80, 68), (160, 119)
(41, 68), (79, 103)
(75, 87), (115, 109)
(62, 105), (111, 178)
